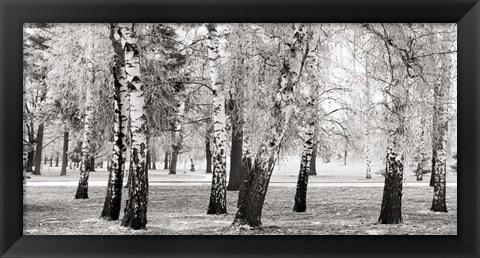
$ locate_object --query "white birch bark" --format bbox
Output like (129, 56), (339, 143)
(431, 55), (449, 212)
(120, 23), (149, 229)
(102, 23), (130, 220)
(206, 23), (228, 215)
(234, 24), (311, 227)
(75, 32), (95, 199)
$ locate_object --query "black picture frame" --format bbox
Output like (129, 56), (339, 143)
(1, 0), (479, 257)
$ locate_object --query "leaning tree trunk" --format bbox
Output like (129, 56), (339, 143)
(121, 23), (149, 230)
(101, 23), (129, 220)
(233, 24), (310, 227)
(236, 135), (253, 207)
(75, 85), (94, 199)
(309, 143), (318, 176)
(33, 123), (44, 175)
(431, 58), (449, 213)
(206, 23), (228, 215)
(293, 98), (315, 212)
(227, 99), (244, 191)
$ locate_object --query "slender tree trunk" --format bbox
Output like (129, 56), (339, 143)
(205, 138), (212, 173)
(151, 138), (156, 170)
(75, 30), (96, 199)
(75, 85), (94, 199)
(26, 123), (35, 172)
(101, 23), (129, 220)
(364, 57), (372, 179)
(121, 23), (148, 230)
(33, 123), (44, 175)
(431, 58), (449, 212)
(416, 118), (426, 181)
(234, 24), (310, 227)
(206, 24), (228, 215)
(163, 150), (169, 169)
(44, 157), (48, 165)
(293, 99), (315, 212)
(60, 130), (68, 176)
(55, 155), (59, 167)
(365, 134), (372, 179)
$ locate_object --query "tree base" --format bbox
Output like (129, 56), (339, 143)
(75, 194), (89, 199)
(430, 203), (448, 213)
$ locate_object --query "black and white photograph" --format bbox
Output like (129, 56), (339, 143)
(22, 23), (457, 235)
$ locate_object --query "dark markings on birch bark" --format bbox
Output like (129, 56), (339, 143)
(233, 24), (311, 227)
(120, 23), (149, 230)
(101, 23), (129, 220)
(430, 57), (449, 212)
(206, 23), (228, 215)
(378, 146), (404, 224)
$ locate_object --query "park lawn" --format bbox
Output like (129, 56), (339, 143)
(23, 184), (457, 235)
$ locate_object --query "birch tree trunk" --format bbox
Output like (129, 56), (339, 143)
(101, 23), (130, 220)
(415, 112), (427, 181)
(293, 97), (315, 212)
(378, 78), (409, 224)
(75, 84), (94, 199)
(431, 57), (449, 213)
(120, 23), (149, 230)
(364, 59), (372, 179)
(233, 24), (310, 227)
(206, 23), (228, 215)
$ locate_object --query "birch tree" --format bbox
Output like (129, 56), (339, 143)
(234, 24), (311, 227)
(206, 23), (228, 215)
(120, 23), (149, 230)
(75, 31), (96, 199)
(430, 53), (450, 212)
(101, 23), (130, 220)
